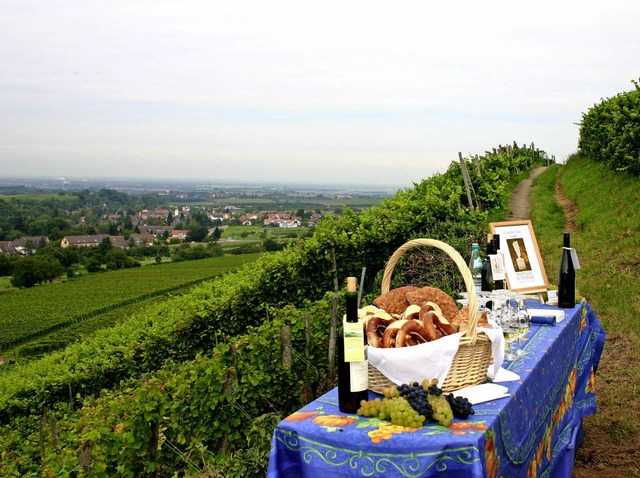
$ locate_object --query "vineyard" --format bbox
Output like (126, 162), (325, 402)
(0, 143), (544, 476)
(578, 77), (640, 176)
(0, 71), (637, 476)
(0, 254), (261, 351)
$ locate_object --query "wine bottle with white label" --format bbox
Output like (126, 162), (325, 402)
(481, 240), (495, 292)
(337, 277), (368, 413)
(491, 234), (506, 290)
(469, 243), (482, 293)
(558, 232), (576, 308)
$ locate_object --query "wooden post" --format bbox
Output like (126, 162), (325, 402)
(458, 152), (476, 212)
(79, 440), (92, 475)
(531, 142), (535, 167)
(224, 343), (238, 395)
(303, 312), (313, 402)
(473, 154), (481, 176)
(149, 420), (159, 478)
(327, 248), (339, 390)
(219, 343), (238, 454)
(39, 415), (45, 462)
(282, 324), (292, 371)
(49, 413), (59, 448)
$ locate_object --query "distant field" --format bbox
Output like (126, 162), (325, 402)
(0, 253), (261, 350)
(220, 225), (309, 239)
(0, 193), (78, 202)
(204, 196), (387, 211)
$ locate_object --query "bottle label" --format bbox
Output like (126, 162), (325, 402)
(564, 247), (581, 269)
(349, 360), (369, 391)
(489, 254), (507, 280)
(343, 320), (365, 362)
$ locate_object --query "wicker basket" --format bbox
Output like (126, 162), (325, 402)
(368, 238), (493, 393)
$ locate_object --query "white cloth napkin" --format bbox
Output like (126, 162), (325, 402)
(454, 383), (511, 405)
(479, 326), (504, 380)
(367, 333), (461, 386)
(527, 308), (566, 323)
(366, 328), (505, 386)
(491, 367), (520, 383)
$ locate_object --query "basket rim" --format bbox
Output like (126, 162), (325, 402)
(380, 238), (480, 342)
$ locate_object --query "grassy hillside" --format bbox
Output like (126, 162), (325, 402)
(530, 154), (640, 474)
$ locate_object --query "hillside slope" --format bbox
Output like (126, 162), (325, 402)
(529, 156), (640, 477)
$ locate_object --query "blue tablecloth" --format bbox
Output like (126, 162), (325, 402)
(267, 299), (605, 478)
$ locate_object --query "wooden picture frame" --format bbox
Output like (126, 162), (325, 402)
(489, 220), (549, 293)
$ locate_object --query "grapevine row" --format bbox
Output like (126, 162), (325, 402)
(0, 254), (260, 350)
(578, 77), (640, 175)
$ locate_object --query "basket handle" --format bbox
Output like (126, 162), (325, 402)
(381, 239), (480, 342)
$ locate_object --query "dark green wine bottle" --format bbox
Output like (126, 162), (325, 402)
(337, 277), (368, 413)
(481, 240), (495, 292)
(558, 233), (576, 308)
(491, 234), (505, 290)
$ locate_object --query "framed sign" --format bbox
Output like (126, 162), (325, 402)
(489, 220), (549, 293)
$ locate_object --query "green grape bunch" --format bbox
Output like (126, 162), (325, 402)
(357, 378), (473, 429)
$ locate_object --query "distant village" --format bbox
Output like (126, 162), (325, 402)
(0, 206), (324, 256)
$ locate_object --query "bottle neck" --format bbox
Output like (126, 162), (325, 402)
(345, 292), (358, 322)
(563, 233), (571, 248)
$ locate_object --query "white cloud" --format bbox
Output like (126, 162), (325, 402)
(1, 0), (639, 185)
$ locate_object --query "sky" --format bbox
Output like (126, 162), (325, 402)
(1, 1), (639, 187)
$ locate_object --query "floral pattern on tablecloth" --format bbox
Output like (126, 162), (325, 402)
(267, 301), (605, 478)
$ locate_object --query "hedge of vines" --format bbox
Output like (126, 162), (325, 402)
(579, 78), (640, 175)
(0, 302), (333, 477)
(0, 144), (544, 477)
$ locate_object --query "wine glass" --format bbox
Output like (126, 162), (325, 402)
(488, 290), (508, 326)
(502, 323), (519, 361)
(500, 303), (519, 361)
(514, 296), (530, 357)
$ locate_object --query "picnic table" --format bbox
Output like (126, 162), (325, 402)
(267, 299), (605, 477)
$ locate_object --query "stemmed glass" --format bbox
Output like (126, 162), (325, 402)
(494, 291), (518, 361)
(482, 289), (521, 361)
(487, 290), (508, 326)
(514, 296), (530, 357)
(502, 314), (519, 361)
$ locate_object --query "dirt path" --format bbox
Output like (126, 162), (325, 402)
(506, 166), (548, 220)
(554, 169), (579, 232)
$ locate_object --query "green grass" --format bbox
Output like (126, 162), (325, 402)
(0, 277), (12, 296)
(0, 253), (261, 350)
(531, 154), (640, 468)
(561, 157), (640, 332)
(532, 157), (640, 334)
(205, 196), (386, 210)
(220, 225), (309, 239)
(529, 163), (566, 286)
